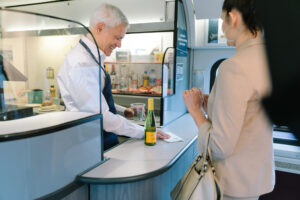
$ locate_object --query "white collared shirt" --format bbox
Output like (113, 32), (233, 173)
(57, 36), (144, 138)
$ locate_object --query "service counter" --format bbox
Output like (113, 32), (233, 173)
(78, 114), (199, 200)
(0, 112), (199, 200)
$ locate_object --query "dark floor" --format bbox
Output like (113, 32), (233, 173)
(259, 170), (300, 200)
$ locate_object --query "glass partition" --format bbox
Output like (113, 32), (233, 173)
(0, 9), (101, 121)
(0, 9), (105, 200)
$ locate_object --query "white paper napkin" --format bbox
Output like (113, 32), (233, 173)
(163, 132), (184, 143)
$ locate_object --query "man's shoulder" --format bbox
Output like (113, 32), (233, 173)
(62, 43), (94, 68)
(65, 44), (87, 62)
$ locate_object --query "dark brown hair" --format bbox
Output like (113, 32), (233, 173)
(222, 0), (262, 36)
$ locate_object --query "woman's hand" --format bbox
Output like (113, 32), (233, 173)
(182, 88), (204, 115)
(182, 88), (208, 129)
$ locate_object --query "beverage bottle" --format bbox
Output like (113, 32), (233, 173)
(120, 64), (127, 92)
(144, 98), (157, 146)
(43, 89), (52, 106)
(104, 64), (109, 73)
(50, 85), (56, 98)
(149, 69), (156, 86)
(115, 75), (120, 90)
(111, 64), (116, 75)
(138, 72), (143, 88)
(110, 64), (117, 89)
(143, 70), (149, 87)
(120, 76), (127, 92)
(131, 72), (138, 90)
(127, 73), (132, 91)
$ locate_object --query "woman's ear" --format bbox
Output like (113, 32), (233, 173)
(228, 9), (239, 28)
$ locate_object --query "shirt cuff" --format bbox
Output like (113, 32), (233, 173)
(132, 124), (144, 139)
(115, 104), (126, 116)
(197, 121), (212, 154)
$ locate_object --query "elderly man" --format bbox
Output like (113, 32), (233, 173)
(58, 3), (169, 150)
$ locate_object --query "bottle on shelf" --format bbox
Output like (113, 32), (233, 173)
(143, 70), (149, 87)
(43, 68), (52, 106)
(50, 85), (56, 98)
(149, 69), (156, 87)
(110, 64), (116, 75)
(115, 75), (120, 90)
(46, 67), (54, 79)
(131, 72), (138, 90)
(120, 76), (127, 92)
(104, 64), (109, 73)
(144, 98), (157, 146)
(120, 64), (128, 92)
(127, 72), (132, 91)
(110, 64), (117, 89)
(138, 72), (143, 88)
(42, 89), (52, 106)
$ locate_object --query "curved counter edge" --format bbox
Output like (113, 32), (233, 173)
(0, 113), (101, 142)
(77, 135), (197, 184)
(36, 180), (84, 200)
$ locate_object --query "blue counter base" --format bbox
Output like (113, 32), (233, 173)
(89, 140), (198, 200)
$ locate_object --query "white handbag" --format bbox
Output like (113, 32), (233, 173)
(171, 132), (223, 200)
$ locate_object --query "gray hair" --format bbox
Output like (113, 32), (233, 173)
(89, 3), (129, 28)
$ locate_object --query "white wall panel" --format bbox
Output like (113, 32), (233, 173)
(194, 0), (223, 19)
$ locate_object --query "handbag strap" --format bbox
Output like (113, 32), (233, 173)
(194, 131), (216, 174)
(194, 131), (211, 171)
(204, 133), (217, 175)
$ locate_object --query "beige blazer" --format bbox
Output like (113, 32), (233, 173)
(198, 37), (275, 197)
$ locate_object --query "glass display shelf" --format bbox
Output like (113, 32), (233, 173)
(105, 61), (173, 97)
(103, 31), (174, 98)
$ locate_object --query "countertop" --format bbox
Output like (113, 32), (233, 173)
(78, 114), (199, 183)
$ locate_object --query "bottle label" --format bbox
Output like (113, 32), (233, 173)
(145, 131), (156, 144)
(148, 98), (154, 110)
(143, 79), (149, 87)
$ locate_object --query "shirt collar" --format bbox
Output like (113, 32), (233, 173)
(236, 36), (265, 52)
(81, 35), (106, 66)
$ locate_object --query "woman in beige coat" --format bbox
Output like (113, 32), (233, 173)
(182, 0), (275, 199)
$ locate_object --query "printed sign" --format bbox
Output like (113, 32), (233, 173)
(176, 63), (184, 81)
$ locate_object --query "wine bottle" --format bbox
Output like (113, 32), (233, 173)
(143, 70), (149, 87)
(145, 98), (157, 146)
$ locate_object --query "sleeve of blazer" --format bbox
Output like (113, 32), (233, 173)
(198, 59), (253, 160)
